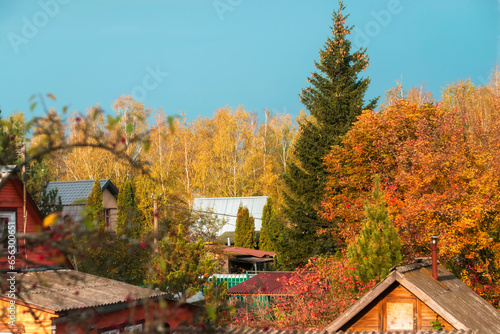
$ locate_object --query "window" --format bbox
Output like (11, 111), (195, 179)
(387, 301), (414, 330)
(123, 324), (143, 332)
(99, 321), (144, 334)
(104, 209), (111, 229)
(0, 212), (16, 253)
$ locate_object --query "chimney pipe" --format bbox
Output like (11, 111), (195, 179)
(430, 236), (439, 280)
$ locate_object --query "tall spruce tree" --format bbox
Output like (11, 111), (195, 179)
(259, 197), (280, 252)
(234, 204), (256, 249)
(117, 179), (140, 239)
(280, 1), (378, 269)
(87, 178), (104, 230)
(347, 175), (402, 282)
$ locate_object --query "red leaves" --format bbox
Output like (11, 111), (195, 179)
(233, 255), (373, 330)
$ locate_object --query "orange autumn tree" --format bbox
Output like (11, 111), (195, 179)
(320, 86), (500, 305)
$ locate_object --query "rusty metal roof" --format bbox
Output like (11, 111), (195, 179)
(2, 269), (167, 312)
(228, 272), (293, 295)
(223, 246), (275, 258)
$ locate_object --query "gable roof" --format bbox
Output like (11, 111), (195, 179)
(193, 196), (268, 234)
(46, 179), (119, 206)
(326, 259), (500, 333)
(228, 272), (293, 295)
(0, 269), (167, 312)
(0, 165), (44, 220)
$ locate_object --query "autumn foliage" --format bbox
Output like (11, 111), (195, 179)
(320, 76), (500, 304)
(232, 256), (375, 330)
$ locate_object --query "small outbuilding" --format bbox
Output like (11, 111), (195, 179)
(326, 258), (500, 333)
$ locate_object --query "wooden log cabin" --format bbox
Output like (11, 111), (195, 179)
(326, 258), (500, 333)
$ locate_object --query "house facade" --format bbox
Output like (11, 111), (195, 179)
(46, 179), (119, 231)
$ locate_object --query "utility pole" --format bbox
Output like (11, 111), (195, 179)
(153, 196), (158, 252)
(22, 143), (28, 266)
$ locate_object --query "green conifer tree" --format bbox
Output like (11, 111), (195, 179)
(259, 197), (280, 252)
(347, 175), (402, 282)
(234, 204), (256, 249)
(87, 178), (104, 230)
(280, 1), (378, 269)
(117, 179), (141, 239)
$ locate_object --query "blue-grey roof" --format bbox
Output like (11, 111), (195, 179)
(46, 179), (118, 206)
(193, 196), (268, 235)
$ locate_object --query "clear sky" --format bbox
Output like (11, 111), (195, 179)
(0, 0), (498, 122)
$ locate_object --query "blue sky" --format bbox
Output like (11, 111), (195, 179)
(0, 0), (498, 122)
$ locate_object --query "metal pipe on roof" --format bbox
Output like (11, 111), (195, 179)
(431, 236), (439, 280)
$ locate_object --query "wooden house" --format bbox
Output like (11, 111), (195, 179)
(46, 179), (119, 231)
(326, 258), (500, 333)
(0, 269), (201, 333)
(0, 166), (67, 271)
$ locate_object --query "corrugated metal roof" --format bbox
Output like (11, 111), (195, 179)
(223, 247), (275, 258)
(228, 272), (293, 295)
(3, 269), (167, 312)
(46, 179), (118, 206)
(193, 196), (268, 235)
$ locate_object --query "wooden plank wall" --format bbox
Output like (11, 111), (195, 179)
(0, 299), (56, 334)
(346, 283), (454, 331)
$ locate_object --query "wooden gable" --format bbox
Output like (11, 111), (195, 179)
(343, 282), (454, 332)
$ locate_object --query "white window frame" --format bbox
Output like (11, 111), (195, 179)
(123, 324), (143, 332)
